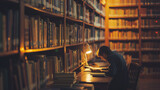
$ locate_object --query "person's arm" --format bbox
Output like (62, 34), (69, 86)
(105, 59), (117, 77)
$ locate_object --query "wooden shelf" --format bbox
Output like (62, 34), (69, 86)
(25, 4), (64, 18)
(109, 4), (138, 8)
(141, 37), (160, 40)
(101, 27), (105, 30)
(24, 46), (64, 53)
(141, 48), (160, 51)
(84, 1), (94, 10)
(94, 26), (105, 30)
(95, 10), (105, 18)
(66, 16), (83, 23)
(0, 0), (18, 3)
(0, 50), (19, 57)
(66, 43), (83, 47)
(109, 16), (138, 19)
(141, 3), (160, 7)
(141, 26), (160, 29)
(84, 22), (94, 27)
(141, 15), (160, 19)
(142, 61), (160, 63)
(95, 39), (105, 42)
(109, 27), (139, 30)
(94, 25), (102, 29)
(112, 49), (139, 52)
(109, 38), (139, 41)
(86, 41), (95, 44)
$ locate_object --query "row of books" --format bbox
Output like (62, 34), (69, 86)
(85, 0), (105, 16)
(109, 19), (139, 28)
(94, 14), (101, 27)
(108, 0), (138, 5)
(53, 72), (77, 87)
(84, 27), (105, 42)
(109, 30), (139, 39)
(141, 31), (160, 38)
(142, 67), (160, 76)
(109, 42), (139, 50)
(0, 55), (64, 90)
(141, 42), (160, 49)
(66, 0), (83, 20)
(66, 23), (83, 45)
(101, 17), (105, 28)
(141, 8), (160, 16)
(95, 29), (105, 40)
(141, 19), (160, 27)
(142, 53), (160, 62)
(84, 6), (94, 24)
(66, 49), (82, 72)
(0, 60), (11, 90)
(109, 9), (138, 17)
(141, 0), (160, 5)
(0, 9), (19, 52)
(84, 7), (105, 26)
(24, 0), (64, 15)
(84, 27), (94, 42)
(24, 15), (64, 50)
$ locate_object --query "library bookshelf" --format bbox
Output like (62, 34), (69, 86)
(0, 0), (106, 90)
(106, 0), (160, 78)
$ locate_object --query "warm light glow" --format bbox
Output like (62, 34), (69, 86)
(20, 47), (24, 52)
(86, 74), (92, 82)
(101, 0), (106, 5)
(84, 43), (92, 54)
(26, 49), (33, 52)
(86, 50), (92, 54)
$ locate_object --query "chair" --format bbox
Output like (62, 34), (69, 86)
(128, 63), (142, 90)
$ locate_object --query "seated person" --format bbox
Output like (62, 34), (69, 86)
(97, 46), (129, 90)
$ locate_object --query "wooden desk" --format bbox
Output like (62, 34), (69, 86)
(77, 71), (112, 90)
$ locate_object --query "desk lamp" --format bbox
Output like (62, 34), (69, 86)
(83, 43), (92, 67)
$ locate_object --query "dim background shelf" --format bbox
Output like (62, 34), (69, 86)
(0, 50), (19, 57)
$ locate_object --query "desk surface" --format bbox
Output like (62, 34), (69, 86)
(77, 71), (112, 84)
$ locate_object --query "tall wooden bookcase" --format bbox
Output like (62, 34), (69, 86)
(0, 0), (106, 90)
(106, 0), (160, 78)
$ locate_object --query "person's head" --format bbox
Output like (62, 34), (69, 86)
(97, 46), (112, 61)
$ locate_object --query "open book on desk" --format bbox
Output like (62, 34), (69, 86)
(84, 66), (109, 72)
(90, 66), (109, 72)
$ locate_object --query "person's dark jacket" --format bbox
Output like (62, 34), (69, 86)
(105, 51), (129, 90)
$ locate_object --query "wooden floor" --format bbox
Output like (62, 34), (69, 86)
(137, 78), (160, 90)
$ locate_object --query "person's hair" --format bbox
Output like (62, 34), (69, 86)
(97, 46), (112, 57)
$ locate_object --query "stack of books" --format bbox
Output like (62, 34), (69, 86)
(53, 72), (77, 88)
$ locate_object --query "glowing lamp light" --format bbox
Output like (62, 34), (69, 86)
(84, 43), (92, 54)
(155, 31), (158, 34)
(83, 43), (92, 66)
(101, 0), (106, 5)
(86, 50), (92, 54)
